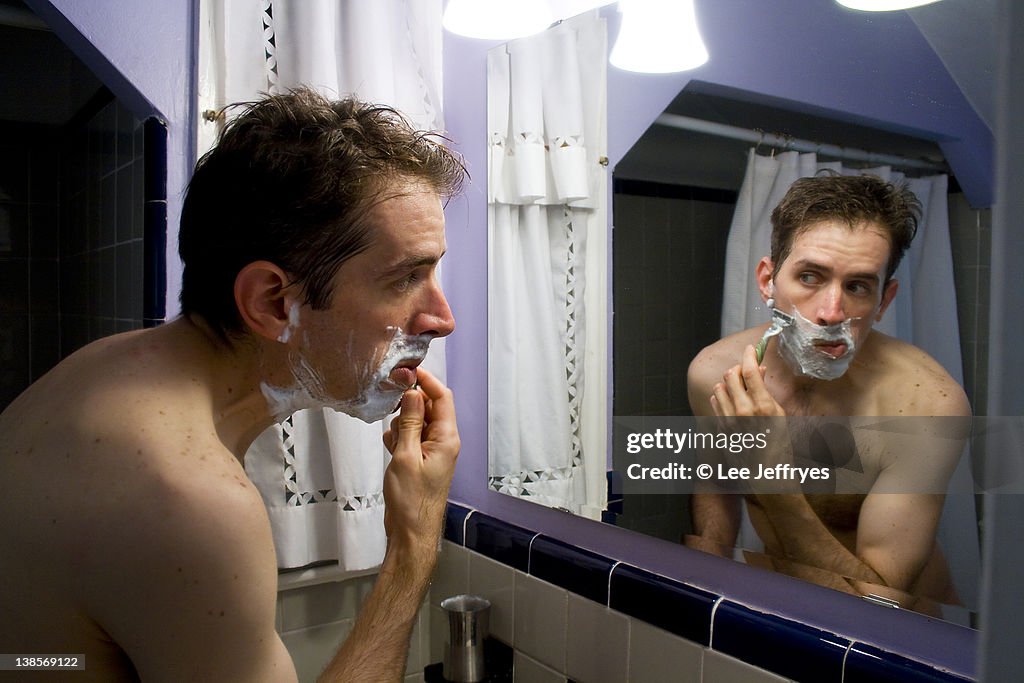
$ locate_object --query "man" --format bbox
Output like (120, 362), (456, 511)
(687, 174), (969, 610)
(0, 88), (465, 681)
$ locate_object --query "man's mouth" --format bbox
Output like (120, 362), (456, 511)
(386, 359), (422, 389)
(813, 341), (849, 359)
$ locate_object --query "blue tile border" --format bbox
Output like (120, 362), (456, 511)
(712, 601), (849, 682)
(442, 503), (976, 683)
(609, 564), (717, 646)
(443, 502), (472, 546)
(529, 536), (615, 604)
(464, 512), (534, 573)
(844, 643), (974, 683)
(141, 117), (167, 325)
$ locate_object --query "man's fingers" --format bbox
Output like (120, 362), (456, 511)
(414, 367), (456, 426)
(395, 389), (426, 454)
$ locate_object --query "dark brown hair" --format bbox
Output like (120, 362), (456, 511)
(769, 173), (920, 281)
(179, 87), (466, 341)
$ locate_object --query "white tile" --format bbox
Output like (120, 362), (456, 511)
(514, 572), (568, 674)
(565, 595), (629, 683)
(279, 573), (378, 632)
(701, 649), (792, 683)
(431, 541), (470, 608)
(514, 651), (566, 683)
(628, 618), (704, 682)
(406, 603), (429, 675)
(468, 550), (516, 645)
(279, 619), (353, 683)
(429, 605), (446, 666)
(403, 673), (425, 683)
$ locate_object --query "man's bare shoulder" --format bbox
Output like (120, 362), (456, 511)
(860, 331), (971, 417)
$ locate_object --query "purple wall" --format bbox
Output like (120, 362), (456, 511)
(24, 0), (195, 320)
(442, 0), (986, 666)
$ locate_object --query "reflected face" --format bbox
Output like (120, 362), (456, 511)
(762, 220), (896, 371)
(263, 180), (455, 422)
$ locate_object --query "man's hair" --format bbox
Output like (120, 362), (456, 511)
(769, 173), (920, 282)
(179, 87), (466, 341)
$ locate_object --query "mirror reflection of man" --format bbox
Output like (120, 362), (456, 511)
(686, 174), (969, 612)
(0, 89), (464, 681)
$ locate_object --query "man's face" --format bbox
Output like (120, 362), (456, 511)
(269, 179), (454, 422)
(758, 220), (896, 370)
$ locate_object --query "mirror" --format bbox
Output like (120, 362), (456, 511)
(488, 0), (993, 629)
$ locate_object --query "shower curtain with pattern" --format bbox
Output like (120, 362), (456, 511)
(721, 149), (980, 609)
(197, 0), (445, 570)
(486, 12), (608, 518)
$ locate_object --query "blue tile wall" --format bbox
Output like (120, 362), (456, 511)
(464, 512), (534, 572)
(444, 502), (975, 682)
(844, 643), (974, 683)
(529, 536), (614, 604)
(142, 118), (167, 326)
(444, 502), (472, 546)
(609, 564), (716, 646)
(712, 601), (849, 682)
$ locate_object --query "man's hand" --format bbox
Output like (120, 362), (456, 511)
(382, 367), (460, 555)
(710, 345), (785, 418)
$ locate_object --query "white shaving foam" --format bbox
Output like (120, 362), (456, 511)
(261, 315), (432, 423)
(776, 306), (858, 381)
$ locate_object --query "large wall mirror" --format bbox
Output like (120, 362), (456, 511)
(488, 0), (993, 631)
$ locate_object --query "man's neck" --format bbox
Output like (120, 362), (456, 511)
(170, 316), (280, 460)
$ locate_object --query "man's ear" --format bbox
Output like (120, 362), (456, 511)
(234, 261), (297, 342)
(755, 257), (775, 303)
(876, 278), (899, 321)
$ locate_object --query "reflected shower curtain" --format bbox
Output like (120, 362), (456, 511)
(197, 0), (445, 570)
(487, 12), (607, 517)
(721, 149), (979, 608)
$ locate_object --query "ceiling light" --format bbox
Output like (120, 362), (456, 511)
(442, 0), (554, 40)
(609, 0), (708, 74)
(835, 0), (944, 11)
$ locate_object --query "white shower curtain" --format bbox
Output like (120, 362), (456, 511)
(197, 0), (445, 571)
(721, 148), (979, 610)
(487, 12), (607, 518)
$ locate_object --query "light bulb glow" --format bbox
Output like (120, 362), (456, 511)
(609, 0), (709, 74)
(442, 0), (554, 40)
(835, 0), (944, 11)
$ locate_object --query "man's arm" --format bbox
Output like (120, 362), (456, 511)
(317, 368), (458, 682)
(687, 490), (742, 556)
(686, 353), (742, 555)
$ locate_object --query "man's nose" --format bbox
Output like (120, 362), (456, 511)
(413, 282), (456, 338)
(815, 285), (847, 326)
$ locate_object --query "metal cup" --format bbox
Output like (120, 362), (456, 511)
(441, 594), (491, 682)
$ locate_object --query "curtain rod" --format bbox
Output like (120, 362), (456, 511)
(655, 113), (948, 173)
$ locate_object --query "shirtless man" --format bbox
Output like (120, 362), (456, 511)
(0, 89), (465, 681)
(687, 174), (969, 610)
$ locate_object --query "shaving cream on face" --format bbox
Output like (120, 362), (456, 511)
(260, 304), (432, 423)
(775, 306), (858, 381)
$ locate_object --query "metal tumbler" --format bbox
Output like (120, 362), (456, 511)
(441, 594), (491, 682)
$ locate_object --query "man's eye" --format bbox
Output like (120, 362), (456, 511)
(395, 272), (421, 292)
(847, 282), (872, 296)
(798, 272), (819, 285)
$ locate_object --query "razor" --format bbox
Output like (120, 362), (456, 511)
(755, 308), (794, 364)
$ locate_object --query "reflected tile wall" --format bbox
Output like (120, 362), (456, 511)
(60, 93), (147, 356)
(0, 91), (156, 412)
(0, 122), (61, 410)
